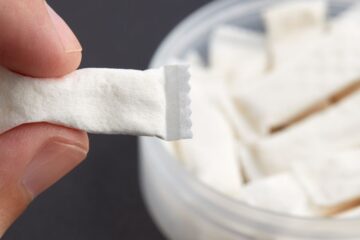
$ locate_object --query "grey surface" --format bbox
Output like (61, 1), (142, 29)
(3, 1), (210, 239)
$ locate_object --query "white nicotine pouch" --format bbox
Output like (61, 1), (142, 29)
(209, 25), (267, 88)
(251, 91), (360, 175)
(0, 65), (192, 141)
(234, 30), (360, 136)
(293, 149), (360, 216)
(263, 0), (327, 69)
(175, 82), (243, 195)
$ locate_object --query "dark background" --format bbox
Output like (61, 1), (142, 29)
(3, 1), (210, 239)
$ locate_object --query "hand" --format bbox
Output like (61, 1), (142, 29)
(0, 0), (89, 236)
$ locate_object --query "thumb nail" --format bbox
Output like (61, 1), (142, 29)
(22, 141), (87, 198)
(45, 2), (82, 53)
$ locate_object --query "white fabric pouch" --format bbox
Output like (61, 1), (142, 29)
(0, 65), (192, 140)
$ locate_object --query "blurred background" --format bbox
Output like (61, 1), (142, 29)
(3, 0), (210, 239)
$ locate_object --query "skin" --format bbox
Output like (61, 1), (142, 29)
(0, 0), (89, 236)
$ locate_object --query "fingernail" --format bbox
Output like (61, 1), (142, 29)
(45, 2), (82, 53)
(22, 141), (87, 198)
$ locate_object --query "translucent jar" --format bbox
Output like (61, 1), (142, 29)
(140, 0), (360, 239)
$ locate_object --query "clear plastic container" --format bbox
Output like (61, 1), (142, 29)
(139, 0), (360, 239)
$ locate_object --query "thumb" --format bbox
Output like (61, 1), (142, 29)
(0, 0), (82, 77)
(0, 0), (89, 236)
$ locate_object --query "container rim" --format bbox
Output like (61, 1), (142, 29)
(147, 0), (360, 237)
